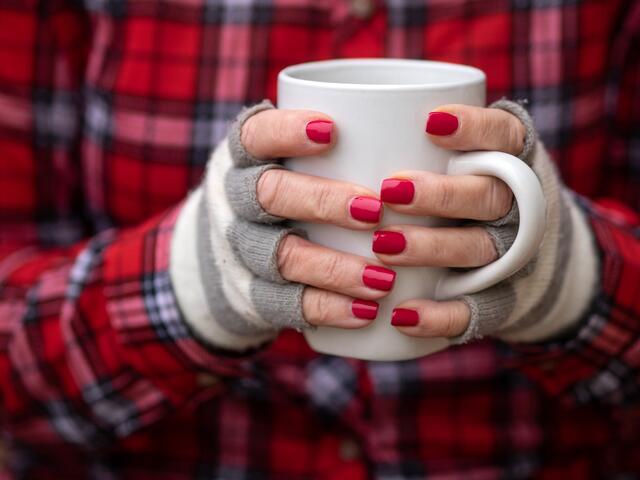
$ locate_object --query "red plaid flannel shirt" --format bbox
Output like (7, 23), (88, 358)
(1, 0), (639, 478)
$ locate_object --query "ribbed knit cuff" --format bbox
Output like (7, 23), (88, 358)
(226, 220), (306, 284)
(454, 283), (516, 344)
(484, 99), (537, 269)
(489, 99), (537, 164)
(225, 163), (286, 224)
(228, 100), (276, 168)
(251, 279), (308, 331)
(484, 202), (519, 257)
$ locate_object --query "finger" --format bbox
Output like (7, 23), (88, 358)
(425, 104), (525, 156)
(380, 171), (512, 221)
(242, 109), (335, 160)
(371, 226), (497, 268)
(390, 299), (470, 338)
(302, 288), (380, 328)
(257, 169), (382, 229)
(278, 235), (396, 299)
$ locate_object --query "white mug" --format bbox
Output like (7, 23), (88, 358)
(278, 59), (546, 361)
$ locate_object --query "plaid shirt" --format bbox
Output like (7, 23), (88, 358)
(1, 0), (639, 478)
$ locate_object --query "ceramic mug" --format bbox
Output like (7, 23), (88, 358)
(278, 59), (546, 361)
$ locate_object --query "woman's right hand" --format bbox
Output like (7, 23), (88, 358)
(239, 106), (396, 327)
(188, 100), (398, 342)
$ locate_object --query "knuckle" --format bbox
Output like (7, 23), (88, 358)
(433, 177), (455, 214)
(321, 252), (347, 288)
(441, 308), (462, 337)
(486, 178), (513, 219)
(273, 110), (302, 153)
(271, 112), (290, 148)
(461, 108), (484, 145)
(475, 109), (496, 147)
(257, 169), (286, 214)
(240, 115), (260, 155)
(482, 112), (511, 150)
(276, 234), (304, 279)
(507, 115), (525, 155)
(281, 110), (300, 133)
(476, 228), (498, 264)
(427, 235), (447, 265)
(482, 109), (516, 152)
(306, 290), (335, 326)
(243, 110), (301, 158)
(311, 184), (339, 223)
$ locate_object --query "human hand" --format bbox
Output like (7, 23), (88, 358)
(376, 100), (597, 344)
(192, 101), (401, 350)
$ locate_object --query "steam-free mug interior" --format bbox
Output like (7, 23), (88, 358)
(281, 59), (485, 89)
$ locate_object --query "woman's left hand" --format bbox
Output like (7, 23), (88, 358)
(375, 101), (598, 344)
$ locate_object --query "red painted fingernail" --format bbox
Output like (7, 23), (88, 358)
(425, 112), (459, 136)
(381, 178), (415, 204)
(352, 299), (379, 320)
(391, 308), (420, 326)
(372, 230), (406, 254)
(306, 120), (332, 144)
(350, 197), (382, 223)
(362, 265), (396, 291)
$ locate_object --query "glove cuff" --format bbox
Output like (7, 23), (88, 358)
(252, 279), (308, 331)
(228, 99), (276, 167)
(227, 220), (306, 284)
(489, 98), (537, 164)
(484, 202), (519, 257)
(225, 163), (286, 224)
(454, 283), (516, 344)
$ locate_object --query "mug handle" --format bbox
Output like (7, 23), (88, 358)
(434, 150), (546, 301)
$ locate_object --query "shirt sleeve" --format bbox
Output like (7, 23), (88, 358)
(509, 197), (639, 405)
(0, 202), (261, 448)
(507, 3), (640, 405)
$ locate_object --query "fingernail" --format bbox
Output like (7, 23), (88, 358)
(372, 230), (406, 254)
(306, 120), (332, 144)
(352, 299), (379, 320)
(350, 197), (382, 223)
(425, 112), (459, 136)
(381, 178), (415, 204)
(391, 308), (420, 326)
(362, 265), (396, 291)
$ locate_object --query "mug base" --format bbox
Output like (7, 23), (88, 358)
(304, 326), (450, 361)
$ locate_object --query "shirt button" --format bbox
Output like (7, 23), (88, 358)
(196, 373), (219, 387)
(339, 437), (361, 461)
(350, 0), (375, 19)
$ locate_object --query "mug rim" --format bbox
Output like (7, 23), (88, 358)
(279, 58), (485, 92)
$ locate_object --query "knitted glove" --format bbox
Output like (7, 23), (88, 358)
(170, 101), (309, 352)
(453, 100), (599, 344)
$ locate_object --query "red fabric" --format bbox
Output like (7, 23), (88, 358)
(0, 0), (639, 478)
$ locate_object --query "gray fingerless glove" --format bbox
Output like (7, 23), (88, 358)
(170, 101), (310, 352)
(453, 100), (598, 344)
